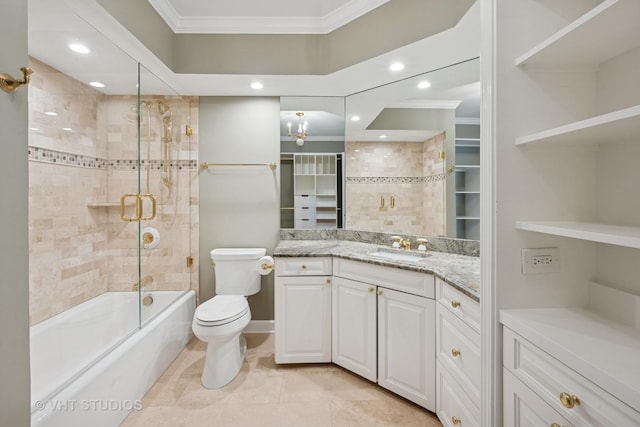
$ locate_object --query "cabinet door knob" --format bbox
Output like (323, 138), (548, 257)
(559, 392), (580, 408)
(377, 290), (383, 296)
(326, 279), (331, 285)
(451, 416), (461, 425)
(451, 348), (461, 357)
(451, 300), (461, 308)
(550, 423), (565, 427)
(301, 264), (307, 269)
(368, 287), (374, 293)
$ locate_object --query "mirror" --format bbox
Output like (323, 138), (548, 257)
(280, 58), (480, 240)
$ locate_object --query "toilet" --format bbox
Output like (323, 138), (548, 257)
(192, 247), (269, 389)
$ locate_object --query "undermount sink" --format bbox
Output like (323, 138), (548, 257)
(367, 249), (431, 262)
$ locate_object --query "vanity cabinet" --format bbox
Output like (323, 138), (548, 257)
(274, 257), (332, 364)
(501, 312), (640, 427)
(435, 278), (481, 426)
(332, 258), (436, 411)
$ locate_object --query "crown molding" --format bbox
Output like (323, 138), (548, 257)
(387, 100), (463, 109)
(148, 0), (389, 34)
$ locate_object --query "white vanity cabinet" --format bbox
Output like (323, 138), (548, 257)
(274, 257), (332, 364)
(435, 278), (481, 427)
(332, 258), (436, 411)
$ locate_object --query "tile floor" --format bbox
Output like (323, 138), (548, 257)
(121, 334), (443, 427)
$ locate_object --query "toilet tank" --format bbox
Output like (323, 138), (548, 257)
(210, 248), (266, 296)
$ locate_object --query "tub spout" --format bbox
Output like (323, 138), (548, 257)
(132, 275), (153, 291)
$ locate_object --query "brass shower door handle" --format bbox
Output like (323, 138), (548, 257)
(120, 193), (142, 222)
(120, 193), (157, 222)
(139, 193), (156, 220)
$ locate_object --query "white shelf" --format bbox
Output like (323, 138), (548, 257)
(501, 308), (640, 411)
(455, 165), (480, 172)
(516, 0), (640, 69)
(455, 138), (480, 147)
(516, 220), (640, 249)
(516, 105), (640, 146)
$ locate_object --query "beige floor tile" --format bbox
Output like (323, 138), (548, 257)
(221, 401), (332, 427)
(121, 334), (443, 427)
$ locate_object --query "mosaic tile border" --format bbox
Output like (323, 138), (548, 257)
(28, 146), (198, 171)
(346, 174), (446, 184)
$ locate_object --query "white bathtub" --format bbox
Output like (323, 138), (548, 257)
(30, 290), (195, 427)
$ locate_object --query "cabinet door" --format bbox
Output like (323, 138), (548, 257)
(378, 287), (436, 411)
(274, 275), (331, 364)
(332, 276), (377, 382)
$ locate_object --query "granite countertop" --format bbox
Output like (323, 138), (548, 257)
(274, 240), (480, 302)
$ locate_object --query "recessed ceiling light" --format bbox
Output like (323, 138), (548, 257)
(250, 82), (264, 90)
(69, 43), (91, 54)
(379, 134), (388, 139)
(29, 127), (40, 131)
(351, 116), (361, 122)
(417, 81), (431, 89)
(89, 81), (105, 88)
(44, 111), (57, 116)
(62, 127), (73, 132)
(389, 62), (405, 71)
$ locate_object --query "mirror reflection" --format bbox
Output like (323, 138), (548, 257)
(280, 58), (480, 240)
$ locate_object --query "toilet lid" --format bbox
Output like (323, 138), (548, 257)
(195, 295), (249, 326)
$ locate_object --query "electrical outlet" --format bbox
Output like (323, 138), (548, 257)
(521, 248), (560, 275)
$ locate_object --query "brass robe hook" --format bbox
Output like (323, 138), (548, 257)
(0, 67), (33, 93)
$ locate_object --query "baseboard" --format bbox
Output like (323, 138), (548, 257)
(244, 320), (275, 334)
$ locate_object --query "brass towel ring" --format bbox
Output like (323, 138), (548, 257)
(0, 67), (33, 93)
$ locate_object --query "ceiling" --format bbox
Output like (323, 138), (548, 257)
(28, 0), (481, 140)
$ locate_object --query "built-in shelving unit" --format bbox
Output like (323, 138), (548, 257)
(497, 0), (640, 421)
(294, 154), (339, 229)
(455, 125), (480, 240)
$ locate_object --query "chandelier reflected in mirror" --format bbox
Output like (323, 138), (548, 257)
(287, 112), (308, 146)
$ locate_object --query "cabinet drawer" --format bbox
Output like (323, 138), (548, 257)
(436, 361), (480, 427)
(436, 278), (480, 332)
(436, 304), (481, 405)
(294, 219), (316, 229)
(503, 368), (572, 427)
(275, 256), (332, 276)
(294, 194), (316, 208)
(294, 206), (315, 219)
(333, 258), (434, 298)
(503, 327), (640, 426)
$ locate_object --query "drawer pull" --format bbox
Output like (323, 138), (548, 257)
(301, 265), (307, 269)
(326, 279), (331, 285)
(451, 348), (461, 357)
(377, 290), (383, 296)
(451, 416), (461, 425)
(559, 392), (580, 409)
(451, 300), (461, 308)
(368, 287), (374, 293)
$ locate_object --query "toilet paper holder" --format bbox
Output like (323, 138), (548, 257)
(261, 262), (275, 272)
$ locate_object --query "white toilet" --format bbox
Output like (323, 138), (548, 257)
(192, 247), (268, 389)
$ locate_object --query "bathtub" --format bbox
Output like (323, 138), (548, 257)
(30, 290), (195, 427)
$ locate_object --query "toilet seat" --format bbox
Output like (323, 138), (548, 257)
(195, 295), (249, 326)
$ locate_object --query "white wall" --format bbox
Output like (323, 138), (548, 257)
(0, 0), (31, 424)
(198, 97), (280, 320)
